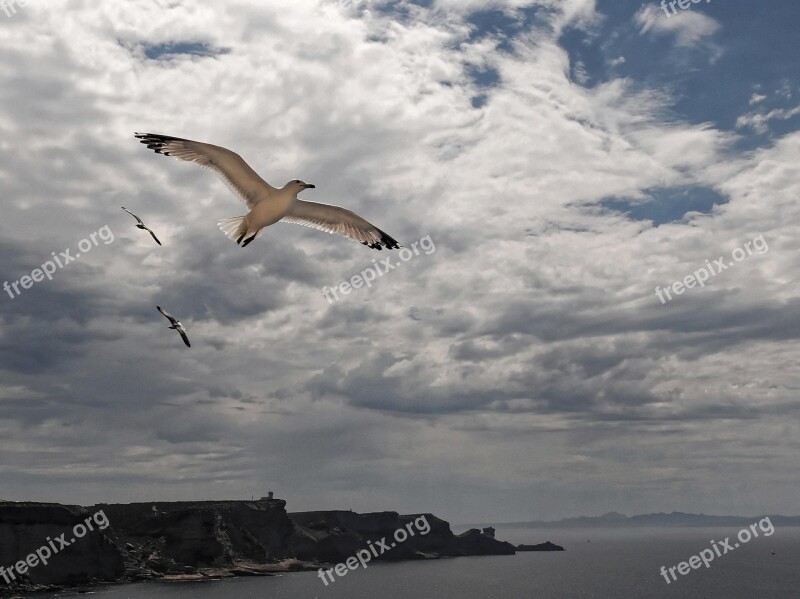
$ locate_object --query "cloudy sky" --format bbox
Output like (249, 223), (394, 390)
(1, 0), (798, 524)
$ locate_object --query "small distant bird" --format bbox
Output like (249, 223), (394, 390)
(134, 133), (400, 250)
(156, 306), (191, 347)
(122, 207), (162, 246)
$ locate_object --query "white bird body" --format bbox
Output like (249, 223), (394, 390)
(243, 183), (301, 238)
(135, 133), (400, 250)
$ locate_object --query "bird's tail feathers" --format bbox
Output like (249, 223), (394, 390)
(218, 216), (248, 245)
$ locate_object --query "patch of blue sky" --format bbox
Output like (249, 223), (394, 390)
(144, 41), (229, 60)
(369, 0), (432, 23)
(465, 6), (550, 53)
(600, 186), (729, 226)
(556, 0), (798, 144)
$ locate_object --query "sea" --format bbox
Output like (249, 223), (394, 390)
(35, 527), (799, 598)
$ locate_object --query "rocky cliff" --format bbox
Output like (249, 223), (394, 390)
(95, 498), (294, 576)
(289, 510), (516, 562)
(0, 499), (518, 595)
(0, 502), (125, 595)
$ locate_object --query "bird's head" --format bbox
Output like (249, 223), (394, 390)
(285, 179), (315, 194)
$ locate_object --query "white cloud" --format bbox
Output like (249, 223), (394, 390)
(635, 4), (720, 47)
(736, 105), (800, 134)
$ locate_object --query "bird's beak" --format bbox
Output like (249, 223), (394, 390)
(305, 183), (315, 189)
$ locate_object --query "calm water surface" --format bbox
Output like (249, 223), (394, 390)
(38, 527), (800, 598)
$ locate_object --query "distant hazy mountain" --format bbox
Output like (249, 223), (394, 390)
(483, 511), (800, 529)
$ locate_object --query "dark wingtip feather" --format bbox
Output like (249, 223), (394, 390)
(134, 133), (188, 156)
(377, 229), (401, 250)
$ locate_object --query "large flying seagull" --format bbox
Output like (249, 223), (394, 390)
(134, 133), (400, 250)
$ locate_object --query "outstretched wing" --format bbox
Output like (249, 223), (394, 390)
(134, 133), (275, 209)
(121, 206), (144, 226)
(280, 200), (400, 250)
(146, 228), (162, 246)
(177, 327), (191, 348)
(156, 305), (178, 325)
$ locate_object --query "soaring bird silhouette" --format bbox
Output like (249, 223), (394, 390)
(122, 207), (162, 246)
(156, 306), (191, 347)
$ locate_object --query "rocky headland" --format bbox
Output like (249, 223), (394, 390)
(516, 541), (565, 551)
(0, 497), (530, 595)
